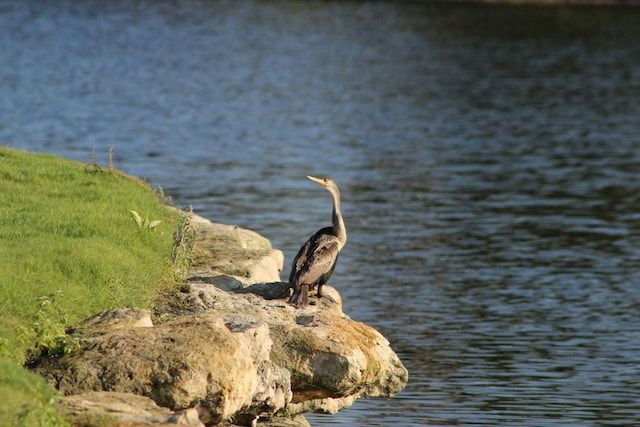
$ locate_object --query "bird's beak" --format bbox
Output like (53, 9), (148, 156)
(307, 176), (325, 186)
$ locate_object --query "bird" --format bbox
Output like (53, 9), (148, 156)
(288, 176), (347, 308)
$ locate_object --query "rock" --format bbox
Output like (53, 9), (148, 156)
(189, 214), (284, 285)
(235, 281), (291, 301)
(31, 214), (407, 426)
(34, 315), (292, 426)
(80, 308), (154, 331)
(257, 415), (311, 427)
(167, 282), (408, 416)
(59, 391), (204, 426)
(188, 275), (246, 292)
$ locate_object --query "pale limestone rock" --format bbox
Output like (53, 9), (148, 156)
(168, 282), (408, 416)
(31, 214), (407, 426)
(189, 214), (284, 285)
(259, 415), (311, 427)
(59, 392), (204, 426)
(81, 308), (154, 330)
(287, 394), (359, 415)
(34, 315), (291, 425)
(190, 215), (272, 251)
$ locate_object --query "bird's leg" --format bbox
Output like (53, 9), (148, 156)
(316, 283), (338, 304)
(288, 284), (310, 308)
(298, 284), (310, 307)
(287, 285), (298, 305)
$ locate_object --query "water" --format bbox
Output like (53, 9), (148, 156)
(2, 1), (640, 425)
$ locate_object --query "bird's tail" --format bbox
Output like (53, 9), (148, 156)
(288, 283), (309, 307)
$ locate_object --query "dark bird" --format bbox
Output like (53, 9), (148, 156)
(288, 176), (347, 308)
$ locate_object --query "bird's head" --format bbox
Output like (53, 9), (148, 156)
(307, 176), (344, 227)
(307, 175), (338, 192)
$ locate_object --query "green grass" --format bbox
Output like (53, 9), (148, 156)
(0, 146), (186, 425)
(0, 358), (67, 426)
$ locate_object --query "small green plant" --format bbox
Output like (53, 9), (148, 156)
(83, 146), (102, 173)
(0, 337), (11, 360)
(171, 206), (195, 278)
(84, 146), (126, 178)
(129, 210), (162, 231)
(156, 185), (174, 206)
(19, 291), (78, 360)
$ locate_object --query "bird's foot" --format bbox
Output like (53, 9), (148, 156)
(314, 294), (337, 304)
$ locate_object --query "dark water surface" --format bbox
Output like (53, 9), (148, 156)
(3, 1), (640, 425)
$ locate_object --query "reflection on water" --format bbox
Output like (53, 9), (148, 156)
(2, 1), (640, 425)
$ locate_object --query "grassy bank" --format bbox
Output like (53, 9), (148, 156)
(0, 147), (185, 425)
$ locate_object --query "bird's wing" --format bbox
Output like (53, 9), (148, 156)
(294, 235), (340, 286)
(289, 227), (333, 283)
(289, 238), (314, 283)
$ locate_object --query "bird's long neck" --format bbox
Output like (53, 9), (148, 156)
(330, 190), (347, 250)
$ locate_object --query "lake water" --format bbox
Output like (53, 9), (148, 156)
(3, 1), (640, 425)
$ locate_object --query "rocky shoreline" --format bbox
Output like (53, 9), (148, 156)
(31, 213), (408, 426)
